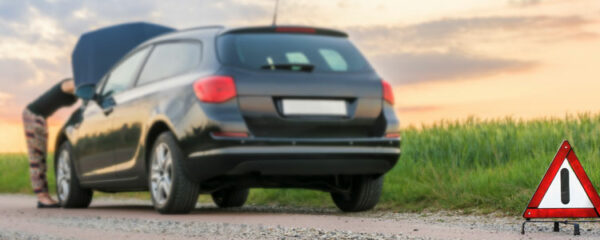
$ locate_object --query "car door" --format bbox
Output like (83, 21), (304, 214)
(77, 46), (152, 183)
(111, 41), (202, 179)
(74, 77), (116, 183)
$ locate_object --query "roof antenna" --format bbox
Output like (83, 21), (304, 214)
(272, 0), (280, 26)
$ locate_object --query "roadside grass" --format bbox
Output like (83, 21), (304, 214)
(0, 154), (53, 193)
(382, 113), (600, 214)
(2, 113), (600, 215)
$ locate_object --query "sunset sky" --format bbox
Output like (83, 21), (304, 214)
(0, 0), (599, 152)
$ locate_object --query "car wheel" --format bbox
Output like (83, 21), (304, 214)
(149, 132), (199, 214)
(331, 175), (383, 212)
(211, 187), (249, 208)
(56, 141), (93, 208)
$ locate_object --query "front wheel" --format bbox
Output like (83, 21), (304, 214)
(149, 132), (199, 214)
(331, 175), (384, 212)
(55, 142), (93, 208)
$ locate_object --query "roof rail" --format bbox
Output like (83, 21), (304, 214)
(177, 25), (225, 33)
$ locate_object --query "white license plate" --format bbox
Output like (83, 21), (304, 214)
(282, 99), (347, 116)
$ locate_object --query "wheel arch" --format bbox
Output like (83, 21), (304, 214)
(144, 120), (176, 172)
(54, 130), (68, 163)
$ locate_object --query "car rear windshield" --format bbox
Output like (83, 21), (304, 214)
(217, 33), (372, 73)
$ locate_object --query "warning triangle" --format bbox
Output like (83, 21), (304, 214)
(523, 140), (600, 218)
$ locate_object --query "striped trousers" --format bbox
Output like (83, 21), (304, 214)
(22, 108), (49, 194)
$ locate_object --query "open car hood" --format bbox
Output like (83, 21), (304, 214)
(71, 22), (175, 92)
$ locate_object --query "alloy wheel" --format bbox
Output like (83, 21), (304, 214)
(150, 143), (173, 206)
(57, 149), (71, 202)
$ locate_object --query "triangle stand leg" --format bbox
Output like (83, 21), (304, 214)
(521, 219), (597, 236)
(521, 219), (529, 235)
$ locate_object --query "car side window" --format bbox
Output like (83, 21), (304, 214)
(101, 47), (151, 97)
(137, 42), (202, 85)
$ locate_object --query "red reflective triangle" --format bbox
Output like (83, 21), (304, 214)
(523, 140), (600, 218)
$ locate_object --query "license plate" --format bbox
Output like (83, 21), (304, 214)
(282, 99), (347, 116)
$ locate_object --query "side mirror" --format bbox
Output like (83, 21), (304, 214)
(75, 84), (97, 101)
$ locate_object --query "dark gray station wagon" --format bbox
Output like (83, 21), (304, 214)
(55, 25), (401, 214)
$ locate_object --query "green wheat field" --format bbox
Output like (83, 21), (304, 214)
(2, 113), (600, 215)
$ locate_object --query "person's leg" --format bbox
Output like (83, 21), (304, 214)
(22, 108), (57, 205)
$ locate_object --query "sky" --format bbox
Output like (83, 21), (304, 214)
(0, 0), (599, 152)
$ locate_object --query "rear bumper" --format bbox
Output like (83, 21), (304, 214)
(183, 137), (401, 182)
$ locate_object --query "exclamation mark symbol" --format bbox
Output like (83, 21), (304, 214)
(561, 168), (570, 204)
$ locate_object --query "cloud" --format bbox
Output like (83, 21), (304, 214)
(402, 15), (588, 39)
(371, 51), (537, 85)
(32, 58), (62, 73)
(0, 91), (12, 101)
(27, 0), (269, 35)
(508, 0), (542, 7)
(347, 15), (595, 55)
(343, 14), (593, 84)
(0, 58), (36, 85)
(0, 92), (14, 122)
(0, 1), (28, 21)
(151, 0), (270, 28)
(0, 0), (271, 40)
(0, 91), (14, 118)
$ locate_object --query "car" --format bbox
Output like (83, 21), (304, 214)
(55, 25), (401, 214)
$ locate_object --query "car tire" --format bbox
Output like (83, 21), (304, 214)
(55, 141), (93, 208)
(331, 175), (383, 212)
(211, 187), (249, 208)
(149, 132), (199, 214)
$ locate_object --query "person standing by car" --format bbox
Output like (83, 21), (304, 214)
(22, 78), (77, 208)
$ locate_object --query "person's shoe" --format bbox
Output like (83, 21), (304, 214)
(37, 201), (60, 208)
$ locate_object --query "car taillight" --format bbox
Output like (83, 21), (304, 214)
(381, 80), (394, 105)
(193, 76), (236, 103)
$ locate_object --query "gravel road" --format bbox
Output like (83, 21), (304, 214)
(0, 194), (597, 239)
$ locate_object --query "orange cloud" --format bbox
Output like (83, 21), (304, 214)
(0, 91), (12, 101)
(370, 51), (537, 84)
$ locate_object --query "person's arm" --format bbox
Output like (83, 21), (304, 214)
(61, 79), (75, 95)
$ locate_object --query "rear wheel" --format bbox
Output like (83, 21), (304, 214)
(331, 175), (383, 212)
(56, 142), (93, 208)
(211, 187), (249, 208)
(149, 132), (199, 214)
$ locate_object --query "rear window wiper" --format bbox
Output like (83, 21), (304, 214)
(260, 64), (315, 72)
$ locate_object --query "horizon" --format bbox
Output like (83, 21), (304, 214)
(1, 0), (599, 152)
